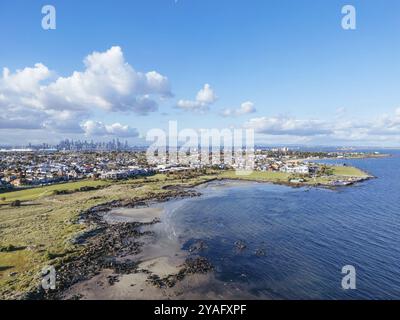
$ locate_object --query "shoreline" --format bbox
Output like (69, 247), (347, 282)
(30, 188), (215, 300)
(22, 166), (374, 300)
(217, 175), (373, 189)
(301, 153), (391, 161)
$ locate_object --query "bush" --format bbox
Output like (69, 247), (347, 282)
(78, 186), (96, 192)
(54, 189), (75, 195)
(10, 200), (21, 207)
(0, 244), (18, 252)
(45, 251), (65, 260)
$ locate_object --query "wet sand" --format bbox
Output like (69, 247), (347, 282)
(103, 206), (163, 224)
(63, 268), (261, 300)
(62, 194), (264, 300)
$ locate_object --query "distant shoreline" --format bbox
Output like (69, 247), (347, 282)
(307, 153), (391, 161)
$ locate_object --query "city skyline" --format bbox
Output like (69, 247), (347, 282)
(1, 0), (400, 146)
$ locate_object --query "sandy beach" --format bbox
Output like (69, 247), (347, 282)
(61, 194), (263, 300)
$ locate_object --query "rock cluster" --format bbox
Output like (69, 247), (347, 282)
(146, 257), (213, 289)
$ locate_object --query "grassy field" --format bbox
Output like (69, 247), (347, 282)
(218, 170), (291, 183)
(0, 180), (112, 204)
(0, 173), (216, 299)
(330, 165), (369, 177)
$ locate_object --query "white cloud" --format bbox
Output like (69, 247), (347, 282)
(177, 83), (217, 112)
(1, 63), (51, 94)
(245, 116), (332, 136)
(0, 46), (170, 136)
(196, 84), (217, 104)
(244, 109), (400, 144)
(81, 120), (139, 138)
(105, 122), (139, 137)
(0, 47), (171, 116)
(41, 46), (171, 114)
(222, 101), (256, 117)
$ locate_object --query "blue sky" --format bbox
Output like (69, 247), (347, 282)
(0, 0), (400, 146)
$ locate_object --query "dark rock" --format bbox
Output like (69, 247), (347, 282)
(234, 240), (247, 251)
(255, 248), (266, 257)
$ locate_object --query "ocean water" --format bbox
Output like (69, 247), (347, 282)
(163, 151), (400, 299)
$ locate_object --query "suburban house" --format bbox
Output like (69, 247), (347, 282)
(280, 165), (310, 174)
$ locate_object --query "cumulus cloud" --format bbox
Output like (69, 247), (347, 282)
(0, 106), (48, 130)
(222, 101), (256, 117)
(41, 46), (171, 114)
(0, 46), (171, 115)
(245, 116), (332, 136)
(81, 120), (139, 138)
(0, 46), (170, 136)
(177, 83), (217, 112)
(244, 109), (400, 144)
(196, 84), (217, 104)
(1, 63), (51, 95)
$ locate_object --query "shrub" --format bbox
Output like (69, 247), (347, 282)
(45, 251), (66, 260)
(10, 200), (21, 207)
(0, 244), (17, 252)
(79, 186), (96, 192)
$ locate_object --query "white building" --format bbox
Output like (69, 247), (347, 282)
(280, 165), (309, 174)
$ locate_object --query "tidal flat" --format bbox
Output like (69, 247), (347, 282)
(61, 187), (268, 300)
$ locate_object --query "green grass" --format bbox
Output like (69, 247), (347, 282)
(0, 180), (112, 204)
(217, 170), (291, 183)
(330, 166), (369, 177)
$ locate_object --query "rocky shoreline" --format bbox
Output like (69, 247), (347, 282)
(216, 175), (374, 190)
(25, 188), (213, 300)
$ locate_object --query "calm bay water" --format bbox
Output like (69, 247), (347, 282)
(164, 151), (400, 299)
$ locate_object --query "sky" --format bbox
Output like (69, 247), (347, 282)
(0, 0), (400, 146)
